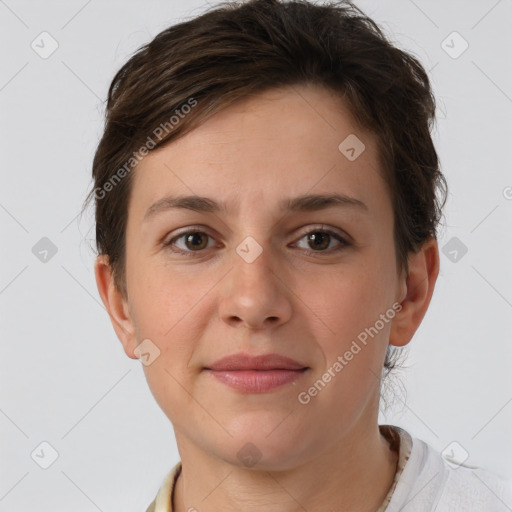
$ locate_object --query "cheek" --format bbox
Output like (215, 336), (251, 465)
(295, 261), (394, 394)
(142, 361), (193, 431)
(130, 257), (215, 336)
(127, 268), (210, 404)
(298, 265), (389, 338)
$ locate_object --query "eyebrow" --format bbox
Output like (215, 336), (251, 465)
(143, 192), (368, 221)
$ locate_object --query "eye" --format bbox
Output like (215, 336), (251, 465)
(164, 229), (217, 257)
(293, 227), (350, 255)
(163, 225), (350, 257)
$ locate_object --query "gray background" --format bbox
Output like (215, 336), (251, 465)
(1, 0), (511, 510)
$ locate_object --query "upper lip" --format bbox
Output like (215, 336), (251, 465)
(205, 353), (308, 371)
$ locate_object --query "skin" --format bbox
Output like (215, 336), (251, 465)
(95, 83), (439, 512)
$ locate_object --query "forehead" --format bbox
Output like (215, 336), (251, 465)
(129, 84), (388, 220)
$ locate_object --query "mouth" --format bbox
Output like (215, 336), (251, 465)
(203, 352), (310, 393)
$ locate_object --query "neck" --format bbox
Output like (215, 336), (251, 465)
(172, 422), (398, 512)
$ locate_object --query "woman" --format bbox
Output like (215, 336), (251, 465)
(84, 0), (512, 510)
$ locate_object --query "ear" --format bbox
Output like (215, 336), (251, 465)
(94, 254), (138, 359)
(389, 236), (440, 347)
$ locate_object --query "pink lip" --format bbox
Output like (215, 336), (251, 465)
(206, 369), (308, 393)
(204, 353), (309, 393)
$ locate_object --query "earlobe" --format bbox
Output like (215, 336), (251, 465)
(389, 237), (440, 348)
(94, 254), (139, 359)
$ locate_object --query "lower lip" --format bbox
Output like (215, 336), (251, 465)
(205, 369), (308, 393)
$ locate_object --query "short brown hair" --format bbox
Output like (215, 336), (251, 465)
(82, 0), (448, 391)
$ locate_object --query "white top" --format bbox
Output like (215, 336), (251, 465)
(384, 428), (512, 511)
(145, 425), (512, 511)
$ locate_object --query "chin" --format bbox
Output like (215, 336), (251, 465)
(217, 417), (310, 471)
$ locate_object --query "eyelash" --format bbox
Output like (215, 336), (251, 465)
(163, 226), (350, 258)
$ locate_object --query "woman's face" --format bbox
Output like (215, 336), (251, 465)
(101, 84), (426, 469)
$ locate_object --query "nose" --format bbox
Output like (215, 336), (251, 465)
(218, 241), (293, 330)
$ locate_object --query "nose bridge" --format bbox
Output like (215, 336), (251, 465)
(218, 234), (293, 329)
(232, 234), (280, 297)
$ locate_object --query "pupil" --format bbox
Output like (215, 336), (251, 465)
(310, 232), (329, 250)
(187, 233), (206, 250)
